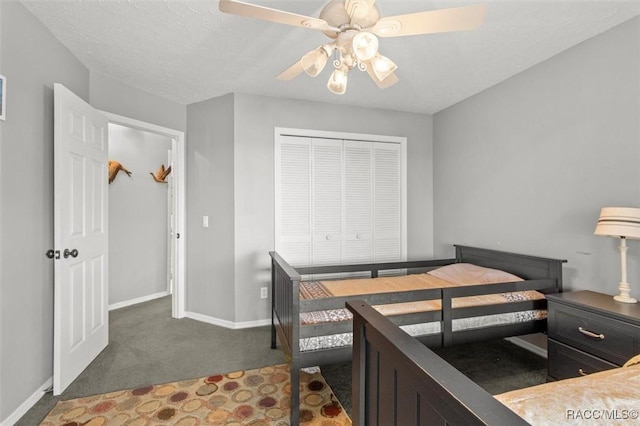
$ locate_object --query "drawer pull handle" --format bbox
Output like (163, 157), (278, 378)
(578, 368), (588, 376)
(578, 327), (604, 340)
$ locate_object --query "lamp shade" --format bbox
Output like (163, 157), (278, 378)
(370, 53), (397, 82)
(352, 32), (379, 61)
(301, 46), (330, 77)
(594, 207), (640, 239)
(327, 67), (348, 94)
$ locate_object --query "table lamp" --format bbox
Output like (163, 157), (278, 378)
(594, 207), (640, 303)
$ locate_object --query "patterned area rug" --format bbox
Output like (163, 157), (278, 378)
(40, 364), (351, 425)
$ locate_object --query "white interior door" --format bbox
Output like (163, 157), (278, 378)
(53, 84), (109, 395)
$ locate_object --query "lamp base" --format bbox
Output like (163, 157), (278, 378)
(614, 280), (637, 304)
(614, 294), (637, 304)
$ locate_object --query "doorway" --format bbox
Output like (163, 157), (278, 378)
(102, 112), (186, 319)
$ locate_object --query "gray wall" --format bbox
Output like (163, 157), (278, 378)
(90, 72), (187, 132)
(0, 3), (187, 422)
(185, 93), (433, 323)
(0, 1), (89, 421)
(234, 94), (433, 322)
(433, 16), (640, 296)
(186, 94), (236, 322)
(108, 124), (172, 305)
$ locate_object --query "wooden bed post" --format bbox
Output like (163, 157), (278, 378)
(442, 288), (453, 347)
(351, 301), (367, 426)
(270, 256), (277, 349)
(290, 274), (301, 425)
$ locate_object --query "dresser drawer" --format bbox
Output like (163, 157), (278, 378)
(548, 339), (618, 380)
(548, 301), (639, 365)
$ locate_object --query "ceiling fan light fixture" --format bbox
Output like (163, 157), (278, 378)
(219, 1), (488, 93)
(301, 45), (332, 77)
(327, 66), (349, 94)
(352, 31), (378, 61)
(371, 53), (397, 81)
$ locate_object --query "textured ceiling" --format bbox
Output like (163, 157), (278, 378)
(20, 0), (640, 114)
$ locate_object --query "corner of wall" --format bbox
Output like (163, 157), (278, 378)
(185, 93), (236, 322)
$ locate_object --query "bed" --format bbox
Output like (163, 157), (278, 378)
(347, 299), (640, 425)
(269, 245), (565, 423)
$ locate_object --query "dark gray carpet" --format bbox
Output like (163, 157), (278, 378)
(321, 338), (547, 416)
(19, 296), (546, 424)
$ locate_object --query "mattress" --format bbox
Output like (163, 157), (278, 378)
(496, 364), (640, 425)
(298, 266), (546, 352)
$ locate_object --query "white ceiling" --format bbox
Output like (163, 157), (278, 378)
(20, 0), (640, 114)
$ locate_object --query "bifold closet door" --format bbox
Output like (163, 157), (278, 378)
(311, 138), (343, 267)
(343, 140), (373, 266)
(275, 135), (402, 269)
(275, 136), (312, 267)
(373, 142), (402, 263)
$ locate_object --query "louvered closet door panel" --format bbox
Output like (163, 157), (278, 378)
(373, 142), (402, 263)
(312, 138), (343, 266)
(276, 136), (312, 267)
(343, 140), (373, 266)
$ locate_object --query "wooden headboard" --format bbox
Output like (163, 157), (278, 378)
(456, 245), (566, 293)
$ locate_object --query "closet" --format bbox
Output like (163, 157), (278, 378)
(275, 129), (406, 269)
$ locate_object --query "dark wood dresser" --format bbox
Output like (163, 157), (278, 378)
(547, 290), (640, 381)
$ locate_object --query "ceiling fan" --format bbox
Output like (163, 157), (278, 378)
(219, 0), (487, 94)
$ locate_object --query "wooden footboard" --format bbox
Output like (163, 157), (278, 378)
(348, 300), (530, 425)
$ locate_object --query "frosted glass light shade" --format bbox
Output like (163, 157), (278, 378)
(352, 31), (379, 61)
(327, 67), (348, 94)
(301, 47), (329, 77)
(370, 53), (397, 81)
(595, 207), (640, 239)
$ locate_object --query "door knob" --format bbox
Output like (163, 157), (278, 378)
(63, 248), (79, 259)
(46, 249), (61, 259)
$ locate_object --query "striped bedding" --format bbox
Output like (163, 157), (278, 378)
(298, 267), (546, 352)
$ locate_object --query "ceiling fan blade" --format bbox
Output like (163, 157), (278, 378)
(275, 61), (305, 81)
(219, 0), (339, 32)
(370, 4), (487, 38)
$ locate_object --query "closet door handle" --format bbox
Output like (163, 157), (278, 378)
(326, 235), (332, 241)
(578, 327), (604, 340)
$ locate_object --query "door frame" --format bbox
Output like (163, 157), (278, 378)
(103, 111), (186, 318)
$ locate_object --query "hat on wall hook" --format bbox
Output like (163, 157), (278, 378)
(108, 160), (132, 184)
(150, 164), (171, 183)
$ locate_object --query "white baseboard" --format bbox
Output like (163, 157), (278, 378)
(109, 291), (170, 311)
(505, 336), (548, 358)
(185, 311), (270, 329)
(1, 377), (52, 426)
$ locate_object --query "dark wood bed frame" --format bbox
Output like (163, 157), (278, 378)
(269, 245), (565, 424)
(347, 300), (531, 425)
